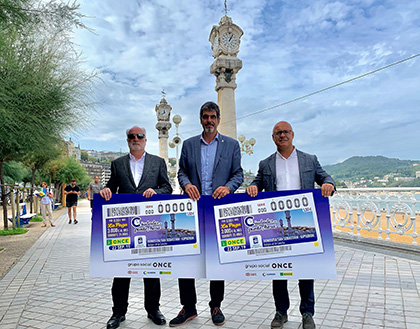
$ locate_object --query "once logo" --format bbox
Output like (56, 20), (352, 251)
(153, 262), (172, 268)
(272, 262), (293, 269)
(107, 238), (130, 245)
(221, 238), (245, 247)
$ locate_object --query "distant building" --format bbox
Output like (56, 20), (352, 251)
(67, 138), (81, 161)
(416, 171), (420, 179)
(394, 177), (415, 182)
(81, 161), (111, 186)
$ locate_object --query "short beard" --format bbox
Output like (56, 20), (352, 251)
(204, 126), (215, 133)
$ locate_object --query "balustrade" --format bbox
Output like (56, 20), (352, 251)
(330, 188), (420, 245)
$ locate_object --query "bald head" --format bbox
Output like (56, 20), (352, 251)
(272, 121), (295, 158)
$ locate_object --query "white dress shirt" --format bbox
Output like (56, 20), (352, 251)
(276, 148), (301, 191)
(129, 152), (145, 187)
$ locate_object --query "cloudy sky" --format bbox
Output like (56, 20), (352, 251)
(73, 0), (420, 172)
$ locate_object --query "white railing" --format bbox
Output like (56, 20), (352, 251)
(330, 188), (420, 245)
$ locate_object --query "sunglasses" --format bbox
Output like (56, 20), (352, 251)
(273, 130), (292, 136)
(127, 133), (145, 140)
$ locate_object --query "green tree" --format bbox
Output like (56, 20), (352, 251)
(0, 0), (97, 228)
(56, 157), (89, 185)
(3, 161), (29, 183)
(23, 140), (64, 212)
(80, 150), (88, 161)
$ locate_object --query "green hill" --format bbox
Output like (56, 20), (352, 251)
(324, 156), (420, 184)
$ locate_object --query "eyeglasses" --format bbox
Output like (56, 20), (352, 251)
(273, 130), (293, 136)
(201, 114), (217, 120)
(127, 133), (145, 140)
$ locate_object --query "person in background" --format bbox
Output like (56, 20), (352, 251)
(39, 182), (55, 227)
(87, 175), (103, 212)
(64, 179), (80, 224)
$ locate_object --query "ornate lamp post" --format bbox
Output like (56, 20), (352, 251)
(169, 114), (182, 193)
(237, 135), (256, 157)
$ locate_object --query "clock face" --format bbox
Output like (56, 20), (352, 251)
(221, 32), (238, 49)
(160, 108), (168, 116)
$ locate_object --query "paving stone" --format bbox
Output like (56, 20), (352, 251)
(1, 202), (420, 328)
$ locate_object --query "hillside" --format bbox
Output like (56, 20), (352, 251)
(324, 156), (420, 187)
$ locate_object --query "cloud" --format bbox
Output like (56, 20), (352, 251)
(72, 0), (420, 172)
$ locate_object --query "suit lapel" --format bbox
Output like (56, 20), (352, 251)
(194, 137), (202, 184)
(268, 153), (276, 190)
(137, 152), (149, 188)
(213, 134), (225, 171)
(124, 154), (137, 188)
(296, 149), (305, 188)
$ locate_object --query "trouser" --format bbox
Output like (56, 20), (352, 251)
(111, 277), (161, 316)
(40, 203), (53, 225)
(178, 278), (224, 311)
(273, 279), (315, 316)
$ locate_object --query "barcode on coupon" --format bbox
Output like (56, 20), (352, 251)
(218, 205), (252, 218)
(107, 206), (141, 217)
(247, 246), (292, 256)
(131, 246), (173, 255)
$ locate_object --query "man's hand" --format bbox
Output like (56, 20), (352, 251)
(99, 187), (112, 201)
(321, 183), (334, 197)
(246, 185), (258, 197)
(143, 188), (156, 198)
(212, 186), (230, 199)
(184, 183), (200, 201)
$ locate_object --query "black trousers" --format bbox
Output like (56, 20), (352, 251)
(273, 279), (315, 316)
(111, 277), (161, 316)
(178, 278), (224, 311)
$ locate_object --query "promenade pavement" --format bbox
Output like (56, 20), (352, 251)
(1, 200), (420, 329)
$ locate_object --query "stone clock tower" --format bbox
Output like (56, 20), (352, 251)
(155, 94), (172, 165)
(209, 14), (243, 138)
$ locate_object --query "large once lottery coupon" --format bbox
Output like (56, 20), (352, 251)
(213, 192), (323, 264)
(102, 198), (200, 262)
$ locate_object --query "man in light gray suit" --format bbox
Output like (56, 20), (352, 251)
(100, 126), (172, 328)
(246, 121), (335, 329)
(169, 101), (243, 327)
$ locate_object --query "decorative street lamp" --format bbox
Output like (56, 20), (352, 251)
(169, 114), (182, 193)
(237, 135), (256, 157)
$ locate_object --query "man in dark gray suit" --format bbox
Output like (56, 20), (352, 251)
(169, 101), (243, 327)
(100, 126), (172, 328)
(246, 121), (335, 329)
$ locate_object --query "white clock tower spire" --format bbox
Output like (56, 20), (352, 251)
(155, 90), (172, 165)
(209, 2), (243, 138)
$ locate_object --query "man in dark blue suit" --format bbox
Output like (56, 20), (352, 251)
(169, 101), (243, 327)
(100, 126), (172, 328)
(246, 121), (335, 329)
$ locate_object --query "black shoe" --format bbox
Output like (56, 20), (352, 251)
(74, 219), (78, 224)
(106, 315), (126, 329)
(68, 219), (72, 224)
(169, 308), (197, 327)
(302, 313), (316, 329)
(148, 309), (166, 325)
(211, 307), (225, 326)
(271, 311), (288, 329)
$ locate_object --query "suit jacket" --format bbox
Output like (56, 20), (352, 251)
(178, 133), (243, 194)
(250, 149), (335, 192)
(106, 153), (172, 195)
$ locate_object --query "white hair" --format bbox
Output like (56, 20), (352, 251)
(126, 126), (146, 136)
